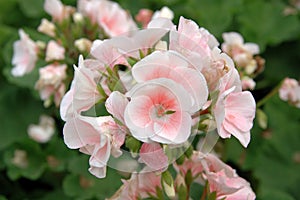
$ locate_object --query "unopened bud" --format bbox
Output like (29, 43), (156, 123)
(74, 38), (92, 52)
(36, 40), (46, 49)
(73, 12), (84, 23)
(38, 18), (56, 37)
(125, 136), (141, 153)
(161, 171), (175, 198)
(12, 149), (28, 168)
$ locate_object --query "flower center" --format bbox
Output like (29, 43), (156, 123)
(154, 104), (176, 118)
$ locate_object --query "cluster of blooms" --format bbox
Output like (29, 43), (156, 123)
(60, 12), (257, 198)
(109, 152), (255, 199)
(11, 0), (137, 107)
(279, 77), (300, 108)
(221, 32), (265, 90)
(10, 0), (261, 198)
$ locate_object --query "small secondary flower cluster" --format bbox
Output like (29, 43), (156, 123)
(109, 152), (255, 200)
(221, 32), (265, 90)
(279, 77), (300, 108)
(11, 0), (137, 107)
(60, 15), (256, 181)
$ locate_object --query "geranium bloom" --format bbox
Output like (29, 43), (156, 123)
(124, 78), (194, 144)
(135, 9), (153, 28)
(11, 29), (38, 77)
(279, 77), (300, 108)
(213, 69), (256, 147)
(27, 115), (55, 143)
(45, 40), (65, 62)
(63, 115), (125, 178)
(78, 0), (137, 37)
(110, 168), (162, 200)
(170, 16), (219, 61)
(35, 64), (67, 107)
(221, 32), (260, 76)
(44, 0), (74, 22)
(201, 153), (256, 200)
(132, 50), (208, 112)
(60, 56), (102, 120)
(173, 151), (204, 178)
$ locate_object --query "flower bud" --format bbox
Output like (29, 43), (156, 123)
(73, 12), (84, 23)
(74, 38), (92, 52)
(12, 149), (28, 168)
(161, 170), (175, 198)
(38, 18), (56, 37)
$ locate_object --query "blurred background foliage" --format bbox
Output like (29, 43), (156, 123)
(0, 0), (300, 199)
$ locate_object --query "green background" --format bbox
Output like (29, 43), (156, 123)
(0, 0), (300, 199)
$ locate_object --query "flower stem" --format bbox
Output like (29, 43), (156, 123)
(256, 81), (283, 108)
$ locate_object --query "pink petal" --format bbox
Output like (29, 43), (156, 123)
(105, 91), (129, 124)
(139, 142), (168, 170)
(153, 111), (192, 144)
(63, 115), (101, 149)
(222, 120), (250, 147)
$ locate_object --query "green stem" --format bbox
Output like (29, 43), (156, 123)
(256, 81), (283, 108)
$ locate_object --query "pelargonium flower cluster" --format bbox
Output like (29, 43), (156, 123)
(221, 32), (265, 90)
(60, 16), (256, 180)
(11, 0), (137, 107)
(279, 77), (300, 108)
(109, 152), (255, 200)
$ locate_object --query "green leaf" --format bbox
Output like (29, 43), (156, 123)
(186, 0), (242, 37)
(3, 139), (47, 180)
(40, 189), (72, 200)
(189, 182), (204, 200)
(0, 85), (46, 150)
(18, 0), (45, 18)
(237, 0), (300, 51)
(45, 136), (77, 172)
(257, 189), (296, 200)
(0, 195), (7, 200)
(63, 168), (123, 199)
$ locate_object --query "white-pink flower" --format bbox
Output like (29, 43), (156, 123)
(11, 29), (38, 77)
(135, 9), (153, 28)
(105, 91), (129, 124)
(242, 76), (256, 90)
(173, 151), (204, 178)
(213, 69), (256, 147)
(201, 47), (235, 91)
(45, 40), (65, 62)
(124, 78), (194, 144)
(28, 115), (55, 143)
(44, 0), (74, 22)
(35, 63), (67, 106)
(138, 142), (169, 171)
(79, 0), (136, 37)
(97, 0), (137, 37)
(111, 168), (162, 200)
(132, 50), (208, 112)
(221, 32), (260, 74)
(63, 114), (125, 178)
(60, 56), (102, 120)
(201, 153), (255, 200)
(170, 16), (219, 59)
(279, 77), (300, 108)
(90, 37), (136, 68)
